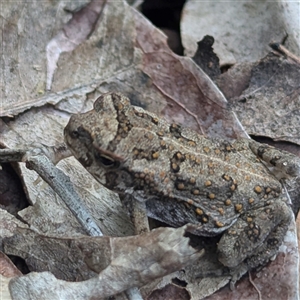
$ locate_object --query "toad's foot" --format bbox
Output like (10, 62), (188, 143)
(218, 199), (293, 283)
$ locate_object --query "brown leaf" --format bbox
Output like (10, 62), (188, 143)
(135, 10), (247, 139)
(46, 0), (107, 89)
(215, 62), (254, 100)
(228, 53), (300, 145)
(0, 252), (22, 278)
(5, 226), (204, 299)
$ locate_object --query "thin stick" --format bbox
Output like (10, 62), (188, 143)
(269, 43), (300, 64)
(248, 272), (262, 300)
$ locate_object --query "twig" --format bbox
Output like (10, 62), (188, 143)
(0, 148), (103, 236)
(269, 42), (300, 64)
(248, 272), (262, 300)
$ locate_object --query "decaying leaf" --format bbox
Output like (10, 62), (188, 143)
(4, 225), (204, 299)
(46, 0), (106, 90)
(228, 53), (300, 145)
(181, 1), (299, 64)
(0, 275), (12, 300)
(0, 252), (22, 278)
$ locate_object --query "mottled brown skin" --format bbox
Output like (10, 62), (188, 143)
(64, 92), (298, 282)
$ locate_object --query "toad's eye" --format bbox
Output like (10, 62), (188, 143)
(96, 153), (120, 168)
(70, 130), (79, 139)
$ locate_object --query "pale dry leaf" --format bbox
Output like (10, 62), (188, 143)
(141, 234), (232, 299)
(1, 1), (73, 116)
(46, 0), (106, 89)
(5, 226), (204, 299)
(181, 0), (299, 64)
(0, 275), (12, 300)
(228, 53), (300, 146)
(0, 208), (29, 237)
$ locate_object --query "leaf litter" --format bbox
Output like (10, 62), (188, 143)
(0, 0), (299, 299)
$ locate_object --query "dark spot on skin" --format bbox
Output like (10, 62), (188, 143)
(169, 123), (182, 138)
(105, 172), (118, 189)
(173, 152), (185, 162)
(171, 162), (180, 173)
(267, 238), (279, 246)
(160, 140), (167, 149)
(219, 141), (236, 153)
(69, 125), (93, 145)
(175, 180), (187, 190)
(270, 156), (281, 167)
(245, 222), (260, 242)
(151, 117), (159, 125)
(256, 146), (267, 158)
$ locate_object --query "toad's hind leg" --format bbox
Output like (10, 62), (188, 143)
(217, 199), (293, 283)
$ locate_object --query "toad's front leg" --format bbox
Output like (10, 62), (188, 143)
(217, 199), (293, 284)
(248, 140), (300, 178)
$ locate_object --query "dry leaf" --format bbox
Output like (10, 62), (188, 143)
(181, 1), (299, 64)
(5, 225), (204, 299)
(0, 252), (22, 278)
(135, 10), (246, 139)
(0, 275), (12, 300)
(228, 53), (300, 145)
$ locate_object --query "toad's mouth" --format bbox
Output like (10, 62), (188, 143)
(92, 143), (125, 163)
